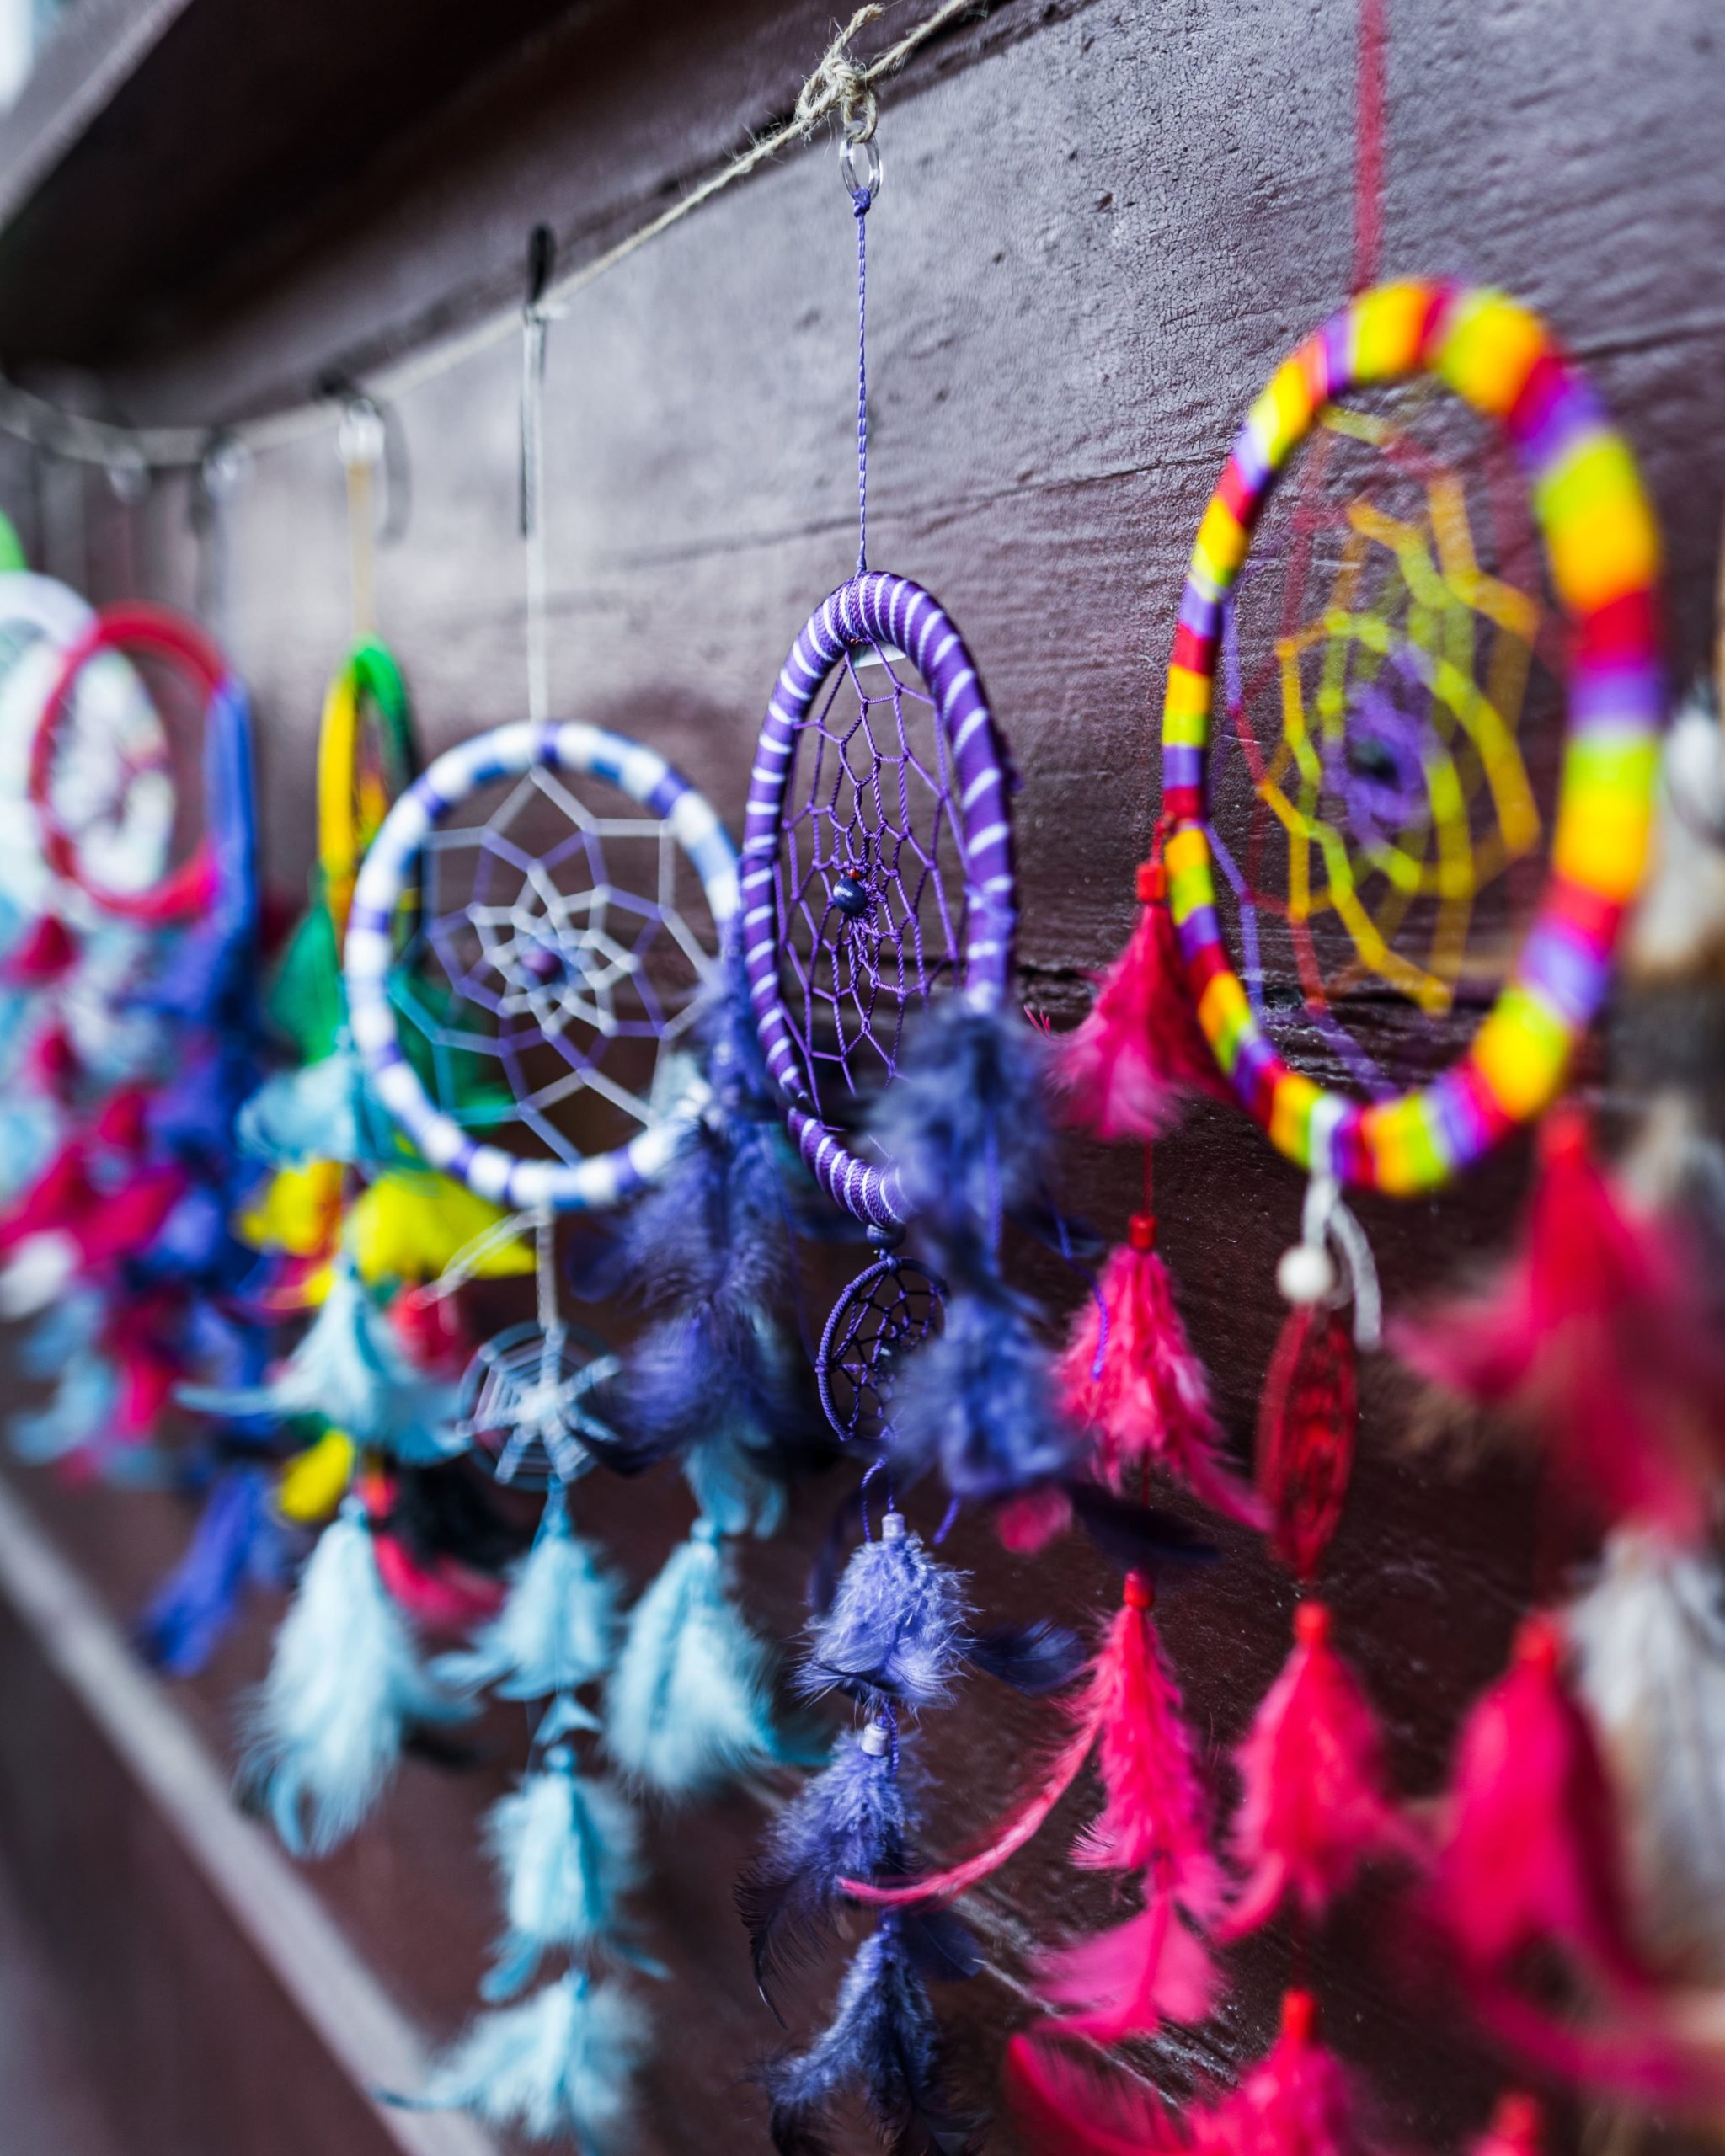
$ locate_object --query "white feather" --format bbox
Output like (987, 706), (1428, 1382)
(1569, 1524), (1725, 1977)
(604, 1518), (781, 1799)
(1625, 691), (1725, 984)
(419, 1970), (648, 2142)
(435, 1487), (618, 1700)
(244, 1502), (468, 1855)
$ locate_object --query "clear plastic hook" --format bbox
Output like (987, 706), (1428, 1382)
(105, 440), (150, 507)
(200, 435), (252, 500)
(839, 134), (881, 205)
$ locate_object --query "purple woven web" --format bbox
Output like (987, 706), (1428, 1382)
(398, 765), (713, 1166)
(815, 1254), (945, 1450)
(775, 637), (966, 1145)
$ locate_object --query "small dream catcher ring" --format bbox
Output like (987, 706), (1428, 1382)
(815, 1249), (947, 1452)
(453, 1316), (622, 1489)
(29, 601), (212, 924)
(740, 570), (1016, 1228)
(344, 718), (739, 1214)
(1162, 280), (1663, 1194)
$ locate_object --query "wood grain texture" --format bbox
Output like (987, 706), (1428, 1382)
(0, 0), (1721, 2149)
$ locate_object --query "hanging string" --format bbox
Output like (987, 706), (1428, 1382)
(521, 226), (554, 731)
(0, 0), (981, 474)
(1353, 0), (1386, 292)
(845, 143), (879, 577)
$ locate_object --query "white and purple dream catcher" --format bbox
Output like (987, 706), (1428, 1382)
(344, 714), (740, 1485)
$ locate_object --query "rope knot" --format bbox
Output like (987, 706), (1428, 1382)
(795, 5), (885, 141)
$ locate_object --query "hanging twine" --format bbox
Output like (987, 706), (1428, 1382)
(0, 0), (985, 472)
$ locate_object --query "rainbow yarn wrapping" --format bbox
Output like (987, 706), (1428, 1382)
(1161, 280), (1664, 1195)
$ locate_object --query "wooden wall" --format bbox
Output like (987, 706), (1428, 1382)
(2, 0), (1723, 2150)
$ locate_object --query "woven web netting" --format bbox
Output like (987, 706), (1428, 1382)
(773, 635), (970, 1151)
(1208, 383), (1565, 1093)
(393, 760), (718, 1166)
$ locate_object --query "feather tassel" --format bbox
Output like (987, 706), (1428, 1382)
(1049, 857), (1228, 1143)
(1006, 2031), (1186, 2156)
(1205, 1988), (1374, 2156)
(415, 1970), (648, 2143)
(1392, 1107), (1725, 1544)
(480, 1748), (642, 1999)
(1434, 1614), (1651, 1997)
(605, 1519), (788, 1798)
(850, 1572), (1219, 1917)
(759, 1919), (977, 2156)
(1033, 1881), (1218, 2041)
(796, 1513), (972, 1709)
(179, 1260), (461, 1462)
(242, 1500), (469, 1854)
(889, 1284), (1083, 1502)
(1220, 1602), (1423, 1940)
(435, 1486), (620, 1702)
(1057, 1219), (1264, 1526)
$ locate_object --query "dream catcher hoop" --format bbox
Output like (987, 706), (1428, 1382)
(1163, 280), (1662, 1196)
(29, 601), (223, 926)
(345, 718), (740, 1215)
(742, 568), (1017, 1229)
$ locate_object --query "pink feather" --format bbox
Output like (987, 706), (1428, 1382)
(73, 1164), (186, 1269)
(1435, 1614), (1651, 1996)
(1220, 1602), (1425, 1940)
(1392, 1107), (1725, 1543)
(1204, 1991), (1374, 2156)
(1007, 2032), (1189, 2156)
(0, 1142), (96, 1251)
(1081, 1576), (1221, 1913)
(1034, 1879), (1220, 2040)
(2, 913), (77, 987)
(1468, 2093), (1543, 2156)
(1049, 862), (1228, 1143)
(846, 1573), (1220, 1915)
(996, 1484), (1075, 1554)
(387, 1283), (470, 1378)
(24, 1024), (80, 1103)
(1058, 1223), (1264, 1526)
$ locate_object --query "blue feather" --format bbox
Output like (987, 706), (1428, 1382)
(480, 1748), (643, 2000)
(179, 1261), (461, 1460)
(135, 1465), (285, 1678)
(145, 1045), (262, 1178)
(243, 1500), (469, 1855)
(795, 1515), (970, 1710)
(888, 1285), (1082, 1502)
(604, 1518), (792, 1799)
(868, 1002), (1050, 1264)
(237, 1043), (394, 1167)
(760, 1919), (977, 2156)
(8, 1353), (117, 1464)
(18, 1288), (103, 1378)
(738, 1722), (908, 2004)
(435, 1487), (620, 1701)
(414, 1969), (648, 2143)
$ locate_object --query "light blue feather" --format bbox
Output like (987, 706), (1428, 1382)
(682, 1421), (788, 1540)
(243, 1501), (470, 1856)
(603, 1518), (788, 1799)
(416, 1970), (648, 2143)
(237, 1040), (398, 1168)
(18, 1289), (103, 1380)
(9, 1354), (117, 1464)
(0, 1095), (54, 1203)
(435, 1487), (619, 1701)
(481, 1748), (642, 2001)
(179, 1261), (461, 1461)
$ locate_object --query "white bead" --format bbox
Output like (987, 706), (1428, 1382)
(1277, 1241), (1336, 1306)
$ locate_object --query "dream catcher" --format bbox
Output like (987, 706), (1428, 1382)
(722, 106), (1124, 2156)
(0, 597), (263, 1484)
(332, 237), (770, 2147)
(1031, 261), (1679, 2143)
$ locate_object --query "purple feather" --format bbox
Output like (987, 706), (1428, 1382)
(965, 1620), (1085, 1695)
(795, 1514), (970, 1709)
(868, 1002), (1050, 1264)
(135, 1466), (282, 1677)
(737, 1723), (909, 2007)
(758, 1919), (978, 2156)
(888, 1286), (1083, 1502)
